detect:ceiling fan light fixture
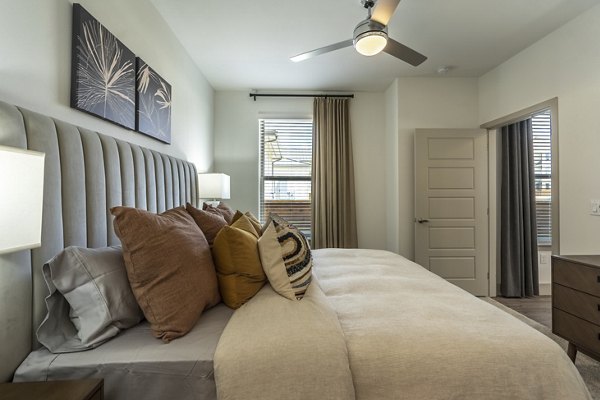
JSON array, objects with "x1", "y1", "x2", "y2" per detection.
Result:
[
  {"x1": 354, "y1": 31, "x2": 388, "y2": 56},
  {"x1": 289, "y1": 2, "x2": 427, "y2": 66},
  {"x1": 353, "y1": 19, "x2": 388, "y2": 57}
]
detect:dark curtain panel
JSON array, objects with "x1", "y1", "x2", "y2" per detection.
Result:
[
  {"x1": 501, "y1": 119, "x2": 539, "y2": 297},
  {"x1": 311, "y1": 97, "x2": 358, "y2": 249}
]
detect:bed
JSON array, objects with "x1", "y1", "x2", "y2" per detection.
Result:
[{"x1": 0, "y1": 100, "x2": 591, "y2": 400}]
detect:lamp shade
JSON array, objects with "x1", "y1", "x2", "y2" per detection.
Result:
[
  {"x1": 198, "y1": 173, "x2": 230, "y2": 200},
  {"x1": 0, "y1": 146, "x2": 45, "y2": 255}
]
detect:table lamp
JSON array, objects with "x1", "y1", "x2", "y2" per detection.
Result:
[
  {"x1": 198, "y1": 173, "x2": 230, "y2": 207},
  {"x1": 0, "y1": 145, "x2": 45, "y2": 254}
]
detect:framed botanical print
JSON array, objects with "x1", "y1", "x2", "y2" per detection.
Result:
[
  {"x1": 135, "y1": 58, "x2": 172, "y2": 143},
  {"x1": 71, "y1": 4, "x2": 136, "y2": 129}
]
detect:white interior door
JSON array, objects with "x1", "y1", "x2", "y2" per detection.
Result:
[{"x1": 415, "y1": 129, "x2": 489, "y2": 296}]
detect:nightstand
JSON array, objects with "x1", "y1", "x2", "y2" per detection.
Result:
[
  {"x1": 552, "y1": 254, "x2": 600, "y2": 363},
  {"x1": 0, "y1": 379, "x2": 103, "y2": 400}
]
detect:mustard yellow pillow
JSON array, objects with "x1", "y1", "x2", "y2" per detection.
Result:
[
  {"x1": 231, "y1": 210, "x2": 262, "y2": 236},
  {"x1": 212, "y1": 215, "x2": 266, "y2": 309}
]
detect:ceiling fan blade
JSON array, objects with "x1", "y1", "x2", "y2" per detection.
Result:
[
  {"x1": 383, "y1": 38, "x2": 427, "y2": 66},
  {"x1": 371, "y1": 0, "x2": 401, "y2": 26},
  {"x1": 290, "y1": 40, "x2": 353, "y2": 62}
]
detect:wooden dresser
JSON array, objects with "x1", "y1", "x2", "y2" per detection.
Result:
[
  {"x1": 0, "y1": 379, "x2": 103, "y2": 400},
  {"x1": 552, "y1": 255, "x2": 600, "y2": 362}
]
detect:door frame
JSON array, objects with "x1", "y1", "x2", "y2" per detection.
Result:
[{"x1": 481, "y1": 97, "x2": 560, "y2": 296}]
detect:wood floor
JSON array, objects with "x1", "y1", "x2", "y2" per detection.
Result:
[{"x1": 493, "y1": 295, "x2": 552, "y2": 328}]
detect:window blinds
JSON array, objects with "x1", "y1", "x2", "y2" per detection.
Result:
[
  {"x1": 259, "y1": 119, "x2": 312, "y2": 239},
  {"x1": 532, "y1": 110, "x2": 552, "y2": 246}
]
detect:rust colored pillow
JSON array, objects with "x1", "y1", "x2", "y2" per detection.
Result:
[
  {"x1": 186, "y1": 203, "x2": 228, "y2": 246},
  {"x1": 203, "y1": 201, "x2": 235, "y2": 224},
  {"x1": 231, "y1": 210, "x2": 262, "y2": 236},
  {"x1": 211, "y1": 215, "x2": 266, "y2": 309},
  {"x1": 111, "y1": 206, "x2": 220, "y2": 342}
]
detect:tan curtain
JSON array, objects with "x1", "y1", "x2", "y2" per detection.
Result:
[{"x1": 311, "y1": 97, "x2": 358, "y2": 249}]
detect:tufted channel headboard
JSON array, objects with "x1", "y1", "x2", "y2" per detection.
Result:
[{"x1": 0, "y1": 101, "x2": 199, "y2": 381}]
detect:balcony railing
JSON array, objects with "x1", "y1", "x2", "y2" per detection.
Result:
[{"x1": 263, "y1": 199, "x2": 311, "y2": 240}]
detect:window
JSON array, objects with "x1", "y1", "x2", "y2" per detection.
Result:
[
  {"x1": 259, "y1": 118, "x2": 312, "y2": 240},
  {"x1": 532, "y1": 110, "x2": 552, "y2": 246}
]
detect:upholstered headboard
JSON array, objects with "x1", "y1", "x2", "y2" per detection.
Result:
[{"x1": 0, "y1": 101, "x2": 199, "y2": 381}]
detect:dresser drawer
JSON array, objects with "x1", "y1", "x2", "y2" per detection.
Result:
[
  {"x1": 90, "y1": 386, "x2": 103, "y2": 400},
  {"x1": 553, "y1": 308, "x2": 600, "y2": 358},
  {"x1": 0, "y1": 379, "x2": 103, "y2": 400},
  {"x1": 553, "y1": 258, "x2": 600, "y2": 297},
  {"x1": 553, "y1": 284, "x2": 600, "y2": 326}
]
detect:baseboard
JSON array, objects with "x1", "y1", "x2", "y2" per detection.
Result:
[
  {"x1": 495, "y1": 283, "x2": 552, "y2": 296},
  {"x1": 539, "y1": 283, "x2": 551, "y2": 296}
]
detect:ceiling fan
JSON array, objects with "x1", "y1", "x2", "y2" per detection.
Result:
[{"x1": 290, "y1": 0, "x2": 427, "y2": 66}]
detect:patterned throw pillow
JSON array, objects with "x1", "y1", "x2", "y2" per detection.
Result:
[{"x1": 257, "y1": 214, "x2": 313, "y2": 300}]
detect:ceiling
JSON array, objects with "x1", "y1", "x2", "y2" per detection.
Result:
[{"x1": 151, "y1": 0, "x2": 598, "y2": 91}]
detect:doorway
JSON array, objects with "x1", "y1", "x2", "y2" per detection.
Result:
[{"x1": 482, "y1": 98, "x2": 559, "y2": 296}]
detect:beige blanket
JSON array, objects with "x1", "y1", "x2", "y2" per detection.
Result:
[
  {"x1": 215, "y1": 249, "x2": 591, "y2": 400},
  {"x1": 213, "y1": 281, "x2": 355, "y2": 400}
]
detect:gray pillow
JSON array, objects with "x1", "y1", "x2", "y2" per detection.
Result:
[{"x1": 37, "y1": 246, "x2": 143, "y2": 353}]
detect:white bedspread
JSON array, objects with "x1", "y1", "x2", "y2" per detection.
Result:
[{"x1": 215, "y1": 249, "x2": 591, "y2": 400}]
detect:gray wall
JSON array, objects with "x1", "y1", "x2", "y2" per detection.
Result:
[{"x1": 0, "y1": 0, "x2": 215, "y2": 170}]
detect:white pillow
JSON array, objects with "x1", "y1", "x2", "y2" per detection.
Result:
[
  {"x1": 37, "y1": 246, "x2": 143, "y2": 353},
  {"x1": 258, "y1": 214, "x2": 313, "y2": 300}
]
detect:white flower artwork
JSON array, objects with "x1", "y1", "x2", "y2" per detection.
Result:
[
  {"x1": 70, "y1": 4, "x2": 135, "y2": 129},
  {"x1": 135, "y1": 58, "x2": 172, "y2": 143}
]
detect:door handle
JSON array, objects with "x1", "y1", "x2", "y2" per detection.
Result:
[{"x1": 417, "y1": 219, "x2": 429, "y2": 224}]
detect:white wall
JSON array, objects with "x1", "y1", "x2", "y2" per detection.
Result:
[
  {"x1": 385, "y1": 79, "x2": 400, "y2": 254},
  {"x1": 479, "y1": 3, "x2": 600, "y2": 257},
  {"x1": 0, "y1": 0, "x2": 214, "y2": 170},
  {"x1": 214, "y1": 91, "x2": 387, "y2": 250},
  {"x1": 214, "y1": 81, "x2": 480, "y2": 257},
  {"x1": 213, "y1": 93, "x2": 312, "y2": 215},
  {"x1": 351, "y1": 92, "x2": 387, "y2": 250},
  {"x1": 391, "y1": 78, "x2": 480, "y2": 259},
  {"x1": 538, "y1": 250, "x2": 553, "y2": 294}
]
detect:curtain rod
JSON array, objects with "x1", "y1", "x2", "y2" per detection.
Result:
[{"x1": 249, "y1": 93, "x2": 354, "y2": 101}]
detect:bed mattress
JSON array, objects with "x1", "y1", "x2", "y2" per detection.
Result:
[
  {"x1": 14, "y1": 249, "x2": 592, "y2": 400},
  {"x1": 13, "y1": 303, "x2": 233, "y2": 400},
  {"x1": 215, "y1": 249, "x2": 591, "y2": 400}
]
